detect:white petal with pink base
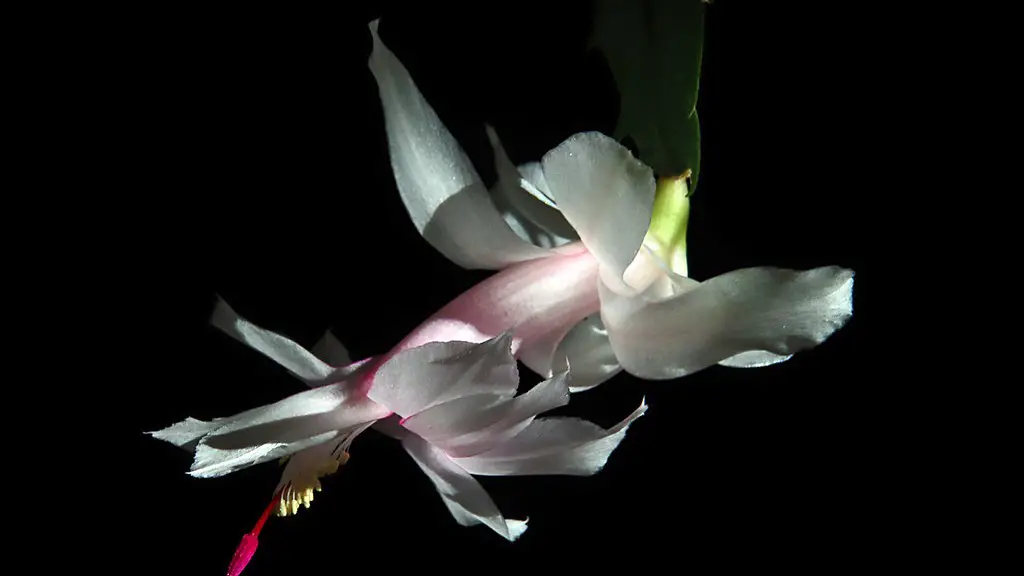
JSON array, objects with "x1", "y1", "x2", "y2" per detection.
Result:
[{"x1": 368, "y1": 18, "x2": 855, "y2": 386}]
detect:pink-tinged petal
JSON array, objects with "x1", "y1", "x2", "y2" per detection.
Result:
[
  {"x1": 210, "y1": 297, "x2": 370, "y2": 387},
  {"x1": 149, "y1": 380, "x2": 391, "y2": 478},
  {"x1": 486, "y1": 125, "x2": 578, "y2": 249},
  {"x1": 451, "y1": 398, "x2": 647, "y2": 476},
  {"x1": 540, "y1": 132, "x2": 655, "y2": 294},
  {"x1": 396, "y1": 248, "x2": 601, "y2": 356},
  {"x1": 368, "y1": 334, "x2": 519, "y2": 418},
  {"x1": 407, "y1": 371, "x2": 571, "y2": 458},
  {"x1": 367, "y1": 20, "x2": 547, "y2": 270},
  {"x1": 402, "y1": 433, "x2": 528, "y2": 541},
  {"x1": 599, "y1": 266, "x2": 855, "y2": 379},
  {"x1": 518, "y1": 315, "x2": 622, "y2": 393}
]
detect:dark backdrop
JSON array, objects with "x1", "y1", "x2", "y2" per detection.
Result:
[{"x1": 116, "y1": 2, "x2": 878, "y2": 573}]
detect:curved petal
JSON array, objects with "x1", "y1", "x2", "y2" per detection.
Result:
[
  {"x1": 540, "y1": 132, "x2": 655, "y2": 293},
  {"x1": 402, "y1": 434, "x2": 528, "y2": 542},
  {"x1": 149, "y1": 381, "x2": 391, "y2": 478},
  {"x1": 486, "y1": 125, "x2": 578, "y2": 249},
  {"x1": 556, "y1": 317, "x2": 623, "y2": 393},
  {"x1": 451, "y1": 398, "x2": 647, "y2": 476},
  {"x1": 600, "y1": 266, "x2": 855, "y2": 379},
  {"x1": 368, "y1": 334, "x2": 519, "y2": 417},
  {"x1": 518, "y1": 315, "x2": 622, "y2": 393},
  {"x1": 210, "y1": 297, "x2": 371, "y2": 387},
  {"x1": 405, "y1": 371, "x2": 571, "y2": 458},
  {"x1": 399, "y1": 393, "x2": 508, "y2": 439},
  {"x1": 368, "y1": 21, "x2": 547, "y2": 270}
]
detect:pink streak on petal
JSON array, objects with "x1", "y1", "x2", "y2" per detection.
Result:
[{"x1": 227, "y1": 533, "x2": 259, "y2": 576}]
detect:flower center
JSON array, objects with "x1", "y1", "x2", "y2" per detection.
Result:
[
  {"x1": 226, "y1": 425, "x2": 373, "y2": 575},
  {"x1": 274, "y1": 423, "x2": 370, "y2": 517},
  {"x1": 277, "y1": 444, "x2": 350, "y2": 516}
]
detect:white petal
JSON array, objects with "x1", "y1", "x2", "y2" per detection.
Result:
[
  {"x1": 150, "y1": 381, "x2": 391, "y2": 478},
  {"x1": 399, "y1": 393, "x2": 508, "y2": 440},
  {"x1": 622, "y1": 242, "x2": 676, "y2": 295},
  {"x1": 367, "y1": 21, "x2": 547, "y2": 270},
  {"x1": 148, "y1": 416, "x2": 220, "y2": 452},
  {"x1": 540, "y1": 132, "x2": 655, "y2": 293},
  {"x1": 210, "y1": 297, "x2": 369, "y2": 387},
  {"x1": 402, "y1": 433, "x2": 528, "y2": 541},
  {"x1": 405, "y1": 371, "x2": 571, "y2": 458},
  {"x1": 518, "y1": 315, "x2": 623, "y2": 393},
  {"x1": 556, "y1": 318, "x2": 623, "y2": 393},
  {"x1": 368, "y1": 334, "x2": 519, "y2": 418},
  {"x1": 718, "y1": 350, "x2": 793, "y2": 368},
  {"x1": 599, "y1": 266, "x2": 855, "y2": 379},
  {"x1": 486, "y1": 125, "x2": 578, "y2": 249},
  {"x1": 451, "y1": 398, "x2": 647, "y2": 476}
]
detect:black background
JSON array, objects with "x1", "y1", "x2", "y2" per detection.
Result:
[{"x1": 110, "y1": 2, "x2": 882, "y2": 573}]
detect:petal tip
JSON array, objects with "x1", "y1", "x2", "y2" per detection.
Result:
[
  {"x1": 484, "y1": 124, "x2": 500, "y2": 147},
  {"x1": 148, "y1": 417, "x2": 217, "y2": 449},
  {"x1": 823, "y1": 266, "x2": 856, "y2": 319},
  {"x1": 507, "y1": 517, "x2": 529, "y2": 541}
]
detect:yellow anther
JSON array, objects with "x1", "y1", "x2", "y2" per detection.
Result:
[{"x1": 275, "y1": 449, "x2": 353, "y2": 517}]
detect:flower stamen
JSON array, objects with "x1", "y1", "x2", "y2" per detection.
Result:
[{"x1": 274, "y1": 424, "x2": 368, "y2": 517}]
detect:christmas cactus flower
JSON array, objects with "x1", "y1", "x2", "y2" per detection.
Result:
[
  {"x1": 368, "y1": 19, "x2": 855, "y2": 392},
  {"x1": 150, "y1": 293, "x2": 645, "y2": 575}
]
